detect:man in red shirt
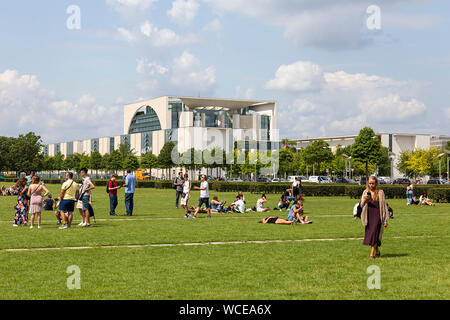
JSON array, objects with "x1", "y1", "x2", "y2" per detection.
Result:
[{"x1": 108, "y1": 174, "x2": 121, "y2": 216}]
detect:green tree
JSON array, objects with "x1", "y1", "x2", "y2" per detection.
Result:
[
  {"x1": 140, "y1": 152, "x2": 158, "y2": 176},
  {"x1": 302, "y1": 140, "x2": 334, "y2": 176},
  {"x1": 351, "y1": 127, "x2": 382, "y2": 178},
  {"x1": 123, "y1": 154, "x2": 140, "y2": 172},
  {"x1": 397, "y1": 150, "x2": 414, "y2": 178},
  {"x1": 0, "y1": 136, "x2": 16, "y2": 171},
  {"x1": 52, "y1": 152, "x2": 65, "y2": 175},
  {"x1": 106, "y1": 150, "x2": 123, "y2": 173},
  {"x1": 64, "y1": 153, "x2": 82, "y2": 172},
  {"x1": 90, "y1": 151, "x2": 103, "y2": 175},
  {"x1": 278, "y1": 148, "x2": 294, "y2": 178},
  {"x1": 8, "y1": 132, "x2": 43, "y2": 174},
  {"x1": 157, "y1": 142, "x2": 175, "y2": 178}
]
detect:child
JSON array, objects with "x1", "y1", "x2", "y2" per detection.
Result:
[
  {"x1": 54, "y1": 199, "x2": 62, "y2": 226},
  {"x1": 43, "y1": 194, "x2": 54, "y2": 211}
]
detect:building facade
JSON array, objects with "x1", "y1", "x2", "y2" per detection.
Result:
[
  {"x1": 292, "y1": 133, "x2": 448, "y2": 179},
  {"x1": 44, "y1": 96, "x2": 279, "y2": 158}
]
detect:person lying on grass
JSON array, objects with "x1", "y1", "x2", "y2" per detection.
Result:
[{"x1": 258, "y1": 216, "x2": 295, "y2": 225}]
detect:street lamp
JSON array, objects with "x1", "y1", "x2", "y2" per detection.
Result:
[
  {"x1": 437, "y1": 153, "x2": 445, "y2": 182},
  {"x1": 343, "y1": 154, "x2": 352, "y2": 179},
  {"x1": 388, "y1": 152, "x2": 396, "y2": 181}
]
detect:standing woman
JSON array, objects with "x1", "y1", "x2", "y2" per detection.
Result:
[
  {"x1": 360, "y1": 176, "x2": 389, "y2": 259},
  {"x1": 12, "y1": 177, "x2": 29, "y2": 227},
  {"x1": 27, "y1": 176, "x2": 50, "y2": 229}
]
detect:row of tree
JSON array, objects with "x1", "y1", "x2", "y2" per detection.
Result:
[
  {"x1": 2, "y1": 128, "x2": 446, "y2": 179},
  {"x1": 397, "y1": 146, "x2": 449, "y2": 178}
]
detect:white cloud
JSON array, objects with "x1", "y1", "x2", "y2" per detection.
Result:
[
  {"x1": 234, "y1": 86, "x2": 254, "y2": 99},
  {"x1": 265, "y1": 61, "x2": 325, "y2": 92},
  {"x1": 167, "y1": 0, "x2": 200, "y2": 26},
  {"x1": 136, "y1": 58, "x2": 168, "y2": 75},
  {"x1": 136, "y1": 51, "x2": 216, "y2": 96},
  {"x1": 0, "y1": 69, "x2": 122, "y2": 143},
  {"x1": 203, "y1": 18, "x2": 222, "y2": 32},
  {"x1": 266, "y1": 60, "x2": 432, "y2": 138},
  {"x1": 116, "y1": 21, "x2": 199, "y2": 47},
  {"x1": 106, "y1": 0, "x2": 157, "y2": 19},
  {"x1": 204, "y1": 0, "x2": 423, "y2": 49}
]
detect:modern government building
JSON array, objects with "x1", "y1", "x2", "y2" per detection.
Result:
[
  {"x1": 43, "y1": 95, "x2": 449, "y2": 179},
  {"x1": 44, "y1": 95, "x2": 279, "y2": 158}
]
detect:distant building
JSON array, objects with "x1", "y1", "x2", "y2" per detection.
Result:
[
  {"x1": 44, "y1": 95, "x2": 279, "y2": 158},
  {"x1": 291, "y1": 133, "x2": 448, "y2": 179}
]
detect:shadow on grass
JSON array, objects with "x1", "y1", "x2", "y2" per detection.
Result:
[{"x1": 381, "y1": 253, "x2": 409, "y2": 258}]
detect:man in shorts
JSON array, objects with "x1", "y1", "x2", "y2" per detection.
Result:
[
  {"x1": 193, "y1": 175, "x2": 211, "y2": 218},
  {"x1": 78, "y1": 168, "x2": 95, "y2": 227},
  {"x1": 181, "y1": 173, "x2": 191, "y2": 218},
  {"x1": 58, "y1": 172, "x2": 80, "y2": 229}
]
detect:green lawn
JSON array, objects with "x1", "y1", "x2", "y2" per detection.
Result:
[{"x1": 0, "y1": 184, "x2": 448, "y2": 299}]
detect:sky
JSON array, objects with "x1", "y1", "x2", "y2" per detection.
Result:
[{"x1": 0, "y1": 0, "x2": 449, "y2": 144}]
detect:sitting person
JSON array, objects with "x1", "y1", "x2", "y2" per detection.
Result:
[
  {"x1": 277, "y1": 194, "x2": 290, "y2": 211},
  {"x1": 1, "y1": 184, "x2": 19, "y2": 196},
  {"x1": 236, "y1": 191, "x2": 245, "y2": 203},
  {"x1": 210, "y1": 196, "x2": 226, "y2": 213},
  {"x1": 258, "y1": 216, "x2": 294, "y2": 225},
  {"x1": 419, "y1": 194, "x2": 435, "y2": 206},
  {"x1": 256, "y1": 194, "x2": 270, "y2": 213},
  {"x1": 43, "y1": 194, "x2": 54, "y2": 211},
  {"x1": 386, "y1": 203, "x2": 394, "y2": 219},
  {"x1": 228, "y1": 196, "x2": 246, "y2": 213},
  {"x1": 287, "y1": 200, "x2": 311, "y2": 224},
  {"x1": 285, "y1": 189, "x2": 295, "y2": 201},
  {"x1": 187, "y1": 205, "x2": 209, "y2": 214}
]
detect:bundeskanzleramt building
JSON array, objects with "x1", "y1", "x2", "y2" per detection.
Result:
[{"x1": 44, "y1": 96, "x2": 279, "y2": 158}]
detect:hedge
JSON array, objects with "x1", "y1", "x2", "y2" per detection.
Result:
[{"x1": 1, "y1": 178, "x2": 449, "y2": 202}]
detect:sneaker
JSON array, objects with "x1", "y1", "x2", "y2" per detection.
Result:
[
  {"x1": 30, "y1": 225, "x2": 34, "y2": 229},
  {"x1": 12, "y1": 224, "x2": 18, "y2": 227},
  {"x1": 183, "y1": 214, "x2": 189, "y2": 219},
  {"x1": 191, "y1": 215, "x2": 197, "y2": 219},
  {"x1": 78, "y1": 222, "x2": 84, "y2": 226},
  {"x1": 38, "y1": 226, "x2": 42, "y2": 229},
  {"x1": 206, "y1": 216, "x2": 211, "y2": 219},
  {"x1": 84, "y1": 224, "x2": 93, "y2": 228},
  {"x1": 56, "y1": 221, "x2": 61, "y2": 226},
  {"x1": 59, "y1": 224, "x2": 68, "y2": 229}
]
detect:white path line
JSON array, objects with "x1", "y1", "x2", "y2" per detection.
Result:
[
  {"x1": 2, "y1": 235, "x2": 441, "y2": 253},
  {"x1": 0, "y1": 215, "x2": 361, "y2": 224}
]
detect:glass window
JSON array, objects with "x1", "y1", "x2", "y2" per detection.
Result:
[{"x1": 129, "y1": 106, "x2": 162, "y2": 134}]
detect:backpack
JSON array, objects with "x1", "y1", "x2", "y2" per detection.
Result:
[
  {"x1": 353, "y1": 202, "x2": 362, "y2": 218},
  {"x1": 106, "y1": 180, "x2": 113, "y2": 194}
]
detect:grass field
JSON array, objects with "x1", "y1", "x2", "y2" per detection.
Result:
[{"x1": 0, "y1": 184, "x2": 448, "y2": 300}]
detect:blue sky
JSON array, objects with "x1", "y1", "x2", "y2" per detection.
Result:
[{"x1": 0, "y1": 0, "x2": 449, "y2": 143}]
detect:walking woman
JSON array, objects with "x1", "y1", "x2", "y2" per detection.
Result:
[
  {"x1": 12, "y1": 177, "x2": 29, "y2": 227},
  {"x1": 360, "y1": 176, "x2": 389, "y2": 259},
  {"x1": 27, "y1": 176, "x2": 50, "y2": 229}
]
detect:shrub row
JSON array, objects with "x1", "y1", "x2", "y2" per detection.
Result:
[{"x1": 1, "y1": 178, "x2": 449, "y2": 202}]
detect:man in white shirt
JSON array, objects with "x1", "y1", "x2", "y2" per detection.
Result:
[
  {"x1": 181, "y1": 173, "x2": 192, "y2": 218},
  {"x1": 233, "y1": 197, "x2": 246, "y2": 213},
  {"x1": 193, "y1": 175, "x2": 211, "y2": 218}
]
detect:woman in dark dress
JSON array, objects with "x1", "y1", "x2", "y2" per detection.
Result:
[
  {"x1": 360, "y1": 176, "x2": 389, "y2": 259},
  {"x1": 12, "y1": 177, "x2": 29, "y2": 227}
]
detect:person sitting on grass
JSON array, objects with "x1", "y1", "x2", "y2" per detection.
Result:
[
  {"x1": 287, "y1": 200, "x2": 312, "y2": 224},
  {"x1": 285, "y1": 189, "x2": 295, "y2": 201},
  {"x1": 43, "y1": 194, "x2": 54, "y2": 211},
  {"x1": 419, "y1": 194, "x2": 435, "y2": 206},
  {"x1": 228, "y1": 196, "x2": 245, "y2": 213},
  {"x1": 210, "y1": 196, "x2": 226, "y2": 213},
  {"x1": 258, "y1": 216, "x2": 295, "y2": 225},
  {"x1": 256, "y1": 194, "x2": 270, "y2": 213},
  {"x1": 277, "y1": 194, "x2": 290, "y2": 211}
]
